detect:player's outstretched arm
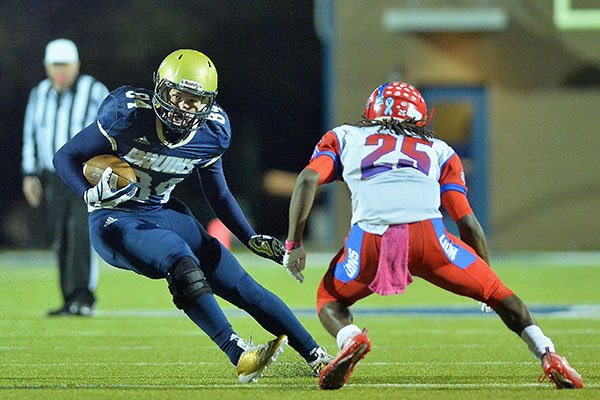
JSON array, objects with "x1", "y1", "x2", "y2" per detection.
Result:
[
  {"x1": 197, "y1": 158, "x2": 256, "y2": 238},
  {"x1": 283, "y1": 168, "x2": 321, "y2": 282},
  {"x1": 198, "y1": 160, "x2": 287, "y2": 264},
  {"x1": 286, "y1": 168, "x2": 320, "y2": 243}
]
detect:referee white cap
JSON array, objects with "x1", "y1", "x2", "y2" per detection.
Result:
[{"x1": 44, "y1": 39, "x2": 79, "y2": 64}]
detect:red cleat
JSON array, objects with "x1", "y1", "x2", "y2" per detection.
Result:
[
  {"x1": 539, "y1": 347, "x2": 584, "y2": 389},
  {"x1": 319, "y1": 330, "x2": 371, "y2": 390}
]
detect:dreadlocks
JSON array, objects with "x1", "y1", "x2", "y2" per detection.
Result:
[{"x1": 349, "y1": 117, "x2": 438, "y2": 141}]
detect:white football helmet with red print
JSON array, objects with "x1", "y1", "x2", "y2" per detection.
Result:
[{"x1": 363, "y1": 82, "x2": 429, "y2": 126}]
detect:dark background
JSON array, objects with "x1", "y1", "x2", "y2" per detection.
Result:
[{"x1": 0, "y1": 1, "x2": 323, "y2": 247}]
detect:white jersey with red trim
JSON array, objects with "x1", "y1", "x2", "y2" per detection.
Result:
[{"x1": 309, "y1": 124, "x2": 467, "y2": 234}]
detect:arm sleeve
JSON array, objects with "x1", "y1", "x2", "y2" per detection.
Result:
[
  {"x1": 22, "y1": 88, "x2": 38, "y2": 175},
  {"x1": 439, "y1": 153, "x2": 472, "y2": 221},
  {"x1": 305, "y1": 130, "x2": 342, "y2": 184},
  {"x1": 197, "y1": 158, "x2": 256, "y2": 243},
  {"x1": 52, "y1": 122, "x2": 115, "y2": 197}
]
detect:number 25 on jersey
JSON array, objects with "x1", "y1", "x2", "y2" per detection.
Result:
[{"x1": 360, "y1": 134, "x2": 432, "y2": 180}]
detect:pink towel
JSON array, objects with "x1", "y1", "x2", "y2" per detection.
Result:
[{"x1": 368, "y1": 224, "x2": 413, "y2": 296}]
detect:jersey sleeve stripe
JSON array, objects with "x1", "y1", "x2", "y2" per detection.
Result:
[
  {"x1": 313, "y1": 150, "x2": 341, "y2": 180},
  {"x1": 313, "y1": 150, "x2": 338, "y2": 162},
  {"x1": 440, "y1": 183, "x2": 467, "y2": 195},
  {"x1": 97, "y1": 120, "x2": 117, "y2": 151}
]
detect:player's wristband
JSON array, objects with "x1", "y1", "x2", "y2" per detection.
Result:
[{"x1": 285, "y1": 240, "x2": 302, "y2": 251}]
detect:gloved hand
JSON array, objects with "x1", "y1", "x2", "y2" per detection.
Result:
[
  {"x1": 84, "y1": 167, "x2": 138, "y2": 208},
  {"x1": 248, "y1": 234, "x2": 285, "y2": 264},
  {"x1": 282, "y1": 241, "x2": 305, "y2": 283},
  {"x1": 479, "y1": 301, "x2": 493, "y2": 313}
]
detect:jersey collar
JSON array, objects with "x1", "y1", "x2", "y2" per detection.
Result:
[{"x1": 155, "y1": 117, "x2": 197, "y2": 148}]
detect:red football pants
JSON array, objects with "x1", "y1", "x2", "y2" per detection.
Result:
[{"x1": 317, "y1": 219, "x2": 514, "y2": 313}]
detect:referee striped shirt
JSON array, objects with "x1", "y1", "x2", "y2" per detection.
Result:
[{"x1": 22, "y1": 74, "x2": 109, "y2": 175}]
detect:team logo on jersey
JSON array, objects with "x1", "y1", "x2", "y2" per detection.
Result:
[
  {"x1": 103, "y1": 216, "x2": 118, "y2": 228},
  {"x1": 124, "y1": 147, "x2": 202, "y2": 175}
]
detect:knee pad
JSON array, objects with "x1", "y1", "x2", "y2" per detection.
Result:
[{"x1": 166, "y1": 257, "x2": 212, "y2": 310}]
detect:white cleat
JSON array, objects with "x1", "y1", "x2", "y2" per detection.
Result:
[{"x1": 308, "y1": 346, "x2": 334, "y2": 377}]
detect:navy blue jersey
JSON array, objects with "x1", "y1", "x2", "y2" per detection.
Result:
[
  {"x1": 53, "y1": 85, "x2": 257, "y2": 242},
  {"x1": 97, "y1": 85, "x2": 231, "y2": 204}
]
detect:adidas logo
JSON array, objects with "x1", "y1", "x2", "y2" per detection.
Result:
[
  {"x1": 104, "y1": 216, "x2": 118, "y2": 228},
  {"x1": 134, "y1": 136, "x2": 150, "y2": 145}
]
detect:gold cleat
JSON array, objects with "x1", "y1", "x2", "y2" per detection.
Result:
[{"x1": 236, "y1": 335, "x2": 288, "y2": 383}]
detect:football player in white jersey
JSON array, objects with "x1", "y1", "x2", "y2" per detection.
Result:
[{"x1": 282, "y1": 82, "x2": 583, "y2": 390}]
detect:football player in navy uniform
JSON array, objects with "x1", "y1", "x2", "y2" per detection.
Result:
[{"x1": 53, "y1": 49, "x2": 331, "y2": 382}]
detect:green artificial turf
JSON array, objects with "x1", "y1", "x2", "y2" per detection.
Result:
[{"x1": 0, "y1": 250, "x2": 598, "y2": 399}]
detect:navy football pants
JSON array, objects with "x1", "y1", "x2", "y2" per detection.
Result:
[{"x1": 88, "y1": 199, "x2": 316, "y2": 359}]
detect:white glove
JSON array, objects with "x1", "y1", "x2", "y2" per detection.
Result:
[
  {"x1": 479, "y1": 301, "x2": 493, "y2": 313},
  {"x1": 282, "y1": 241, "x2": 306, "y2": 283},
  {"x1": 84, "y1": 167, "x2": 138, "y2": 208}
]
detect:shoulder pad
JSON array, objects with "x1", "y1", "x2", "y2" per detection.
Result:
[
  {"x1": 97, "y1": 86, "x2": 154, "y2": 138},
  {"x1": 204, "y1": 102, "x2": 232, "y2": 150}
]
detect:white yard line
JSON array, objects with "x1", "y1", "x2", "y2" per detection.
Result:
[
  {"x1": 3, "y1": 360, "x2": 600, "y2": 367},
  {"x1": 90, "y1": 304, "x2": 600, "y2": 319},
  {"x1": 3, "y1": 382, "x2": 599, "y2": 389}
]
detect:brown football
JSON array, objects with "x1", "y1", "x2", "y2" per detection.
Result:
[{"x1": 83, "y1": 155, "x2": 136, "y2": 189}]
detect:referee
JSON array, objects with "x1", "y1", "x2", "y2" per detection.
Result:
[{"x1": 22, "y1": 39, "x2": 109, "y2": 316}]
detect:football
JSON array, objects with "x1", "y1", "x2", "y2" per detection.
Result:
[{"x1": 83, "y1": 155, "x2": 136, "y2": 190}]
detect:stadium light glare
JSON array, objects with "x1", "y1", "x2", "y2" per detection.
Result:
[
  {"x1": 554, "y1": 0, "x2": 600, "y2": 30},
  {"x1": 382, "y1": 8, "x2": 508, "y2": 33}
]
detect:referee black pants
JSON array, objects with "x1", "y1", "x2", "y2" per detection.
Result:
[{"x1": 43, "y1": 172, "x2": 96, "y2": 306}]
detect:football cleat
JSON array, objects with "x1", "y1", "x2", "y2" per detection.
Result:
[
  {"x1": 47, "y1": 301, "x2": 95, "y2": 317},
  {"x1": 236, "y1": 335, "x2": 287, "y2": 383},
  {"x1": 319, "y1": 329, "x2": 371, "y2": 390},
  {"x1": 538, "y1": 347, "x2": 584, "y2": 389},
  {"x1": 307, "y1": 347, "x2": 333, "y2": 377}
]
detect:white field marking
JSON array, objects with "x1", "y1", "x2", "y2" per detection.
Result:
[
  {"x1": 52, "y1": 304, "x2": 600, "y2": 319},
  {"x1": 3, "y1": 360, "x2": 600, "y2": 367},
  {"x1": 4, "y1": 327, "x2": 600, "y2": 340},
  {"x1": 346, "y1": 383, "x2": 600, "y2": 388},
  {"x1": 0, "y1": 331, "x2": 207, "y2": 338},
  {"x1": 376, "y1": 344, "x2": 486, "y2": 349},
  {"x1": 3, "y1": 383, "x2": 600, "y2": 389},
  {"x1": 544, "y1": 328, "x2": 600, "y2": 334},
  {"x1": 4, "y1": 362, "x2": 220, "y2": 367},
  {"x1": 359, "y1": 361, "x2": 600, "y2": 366},
  {"x1": 0, "y1": 345, "x2": 216, "y2": 351}
]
